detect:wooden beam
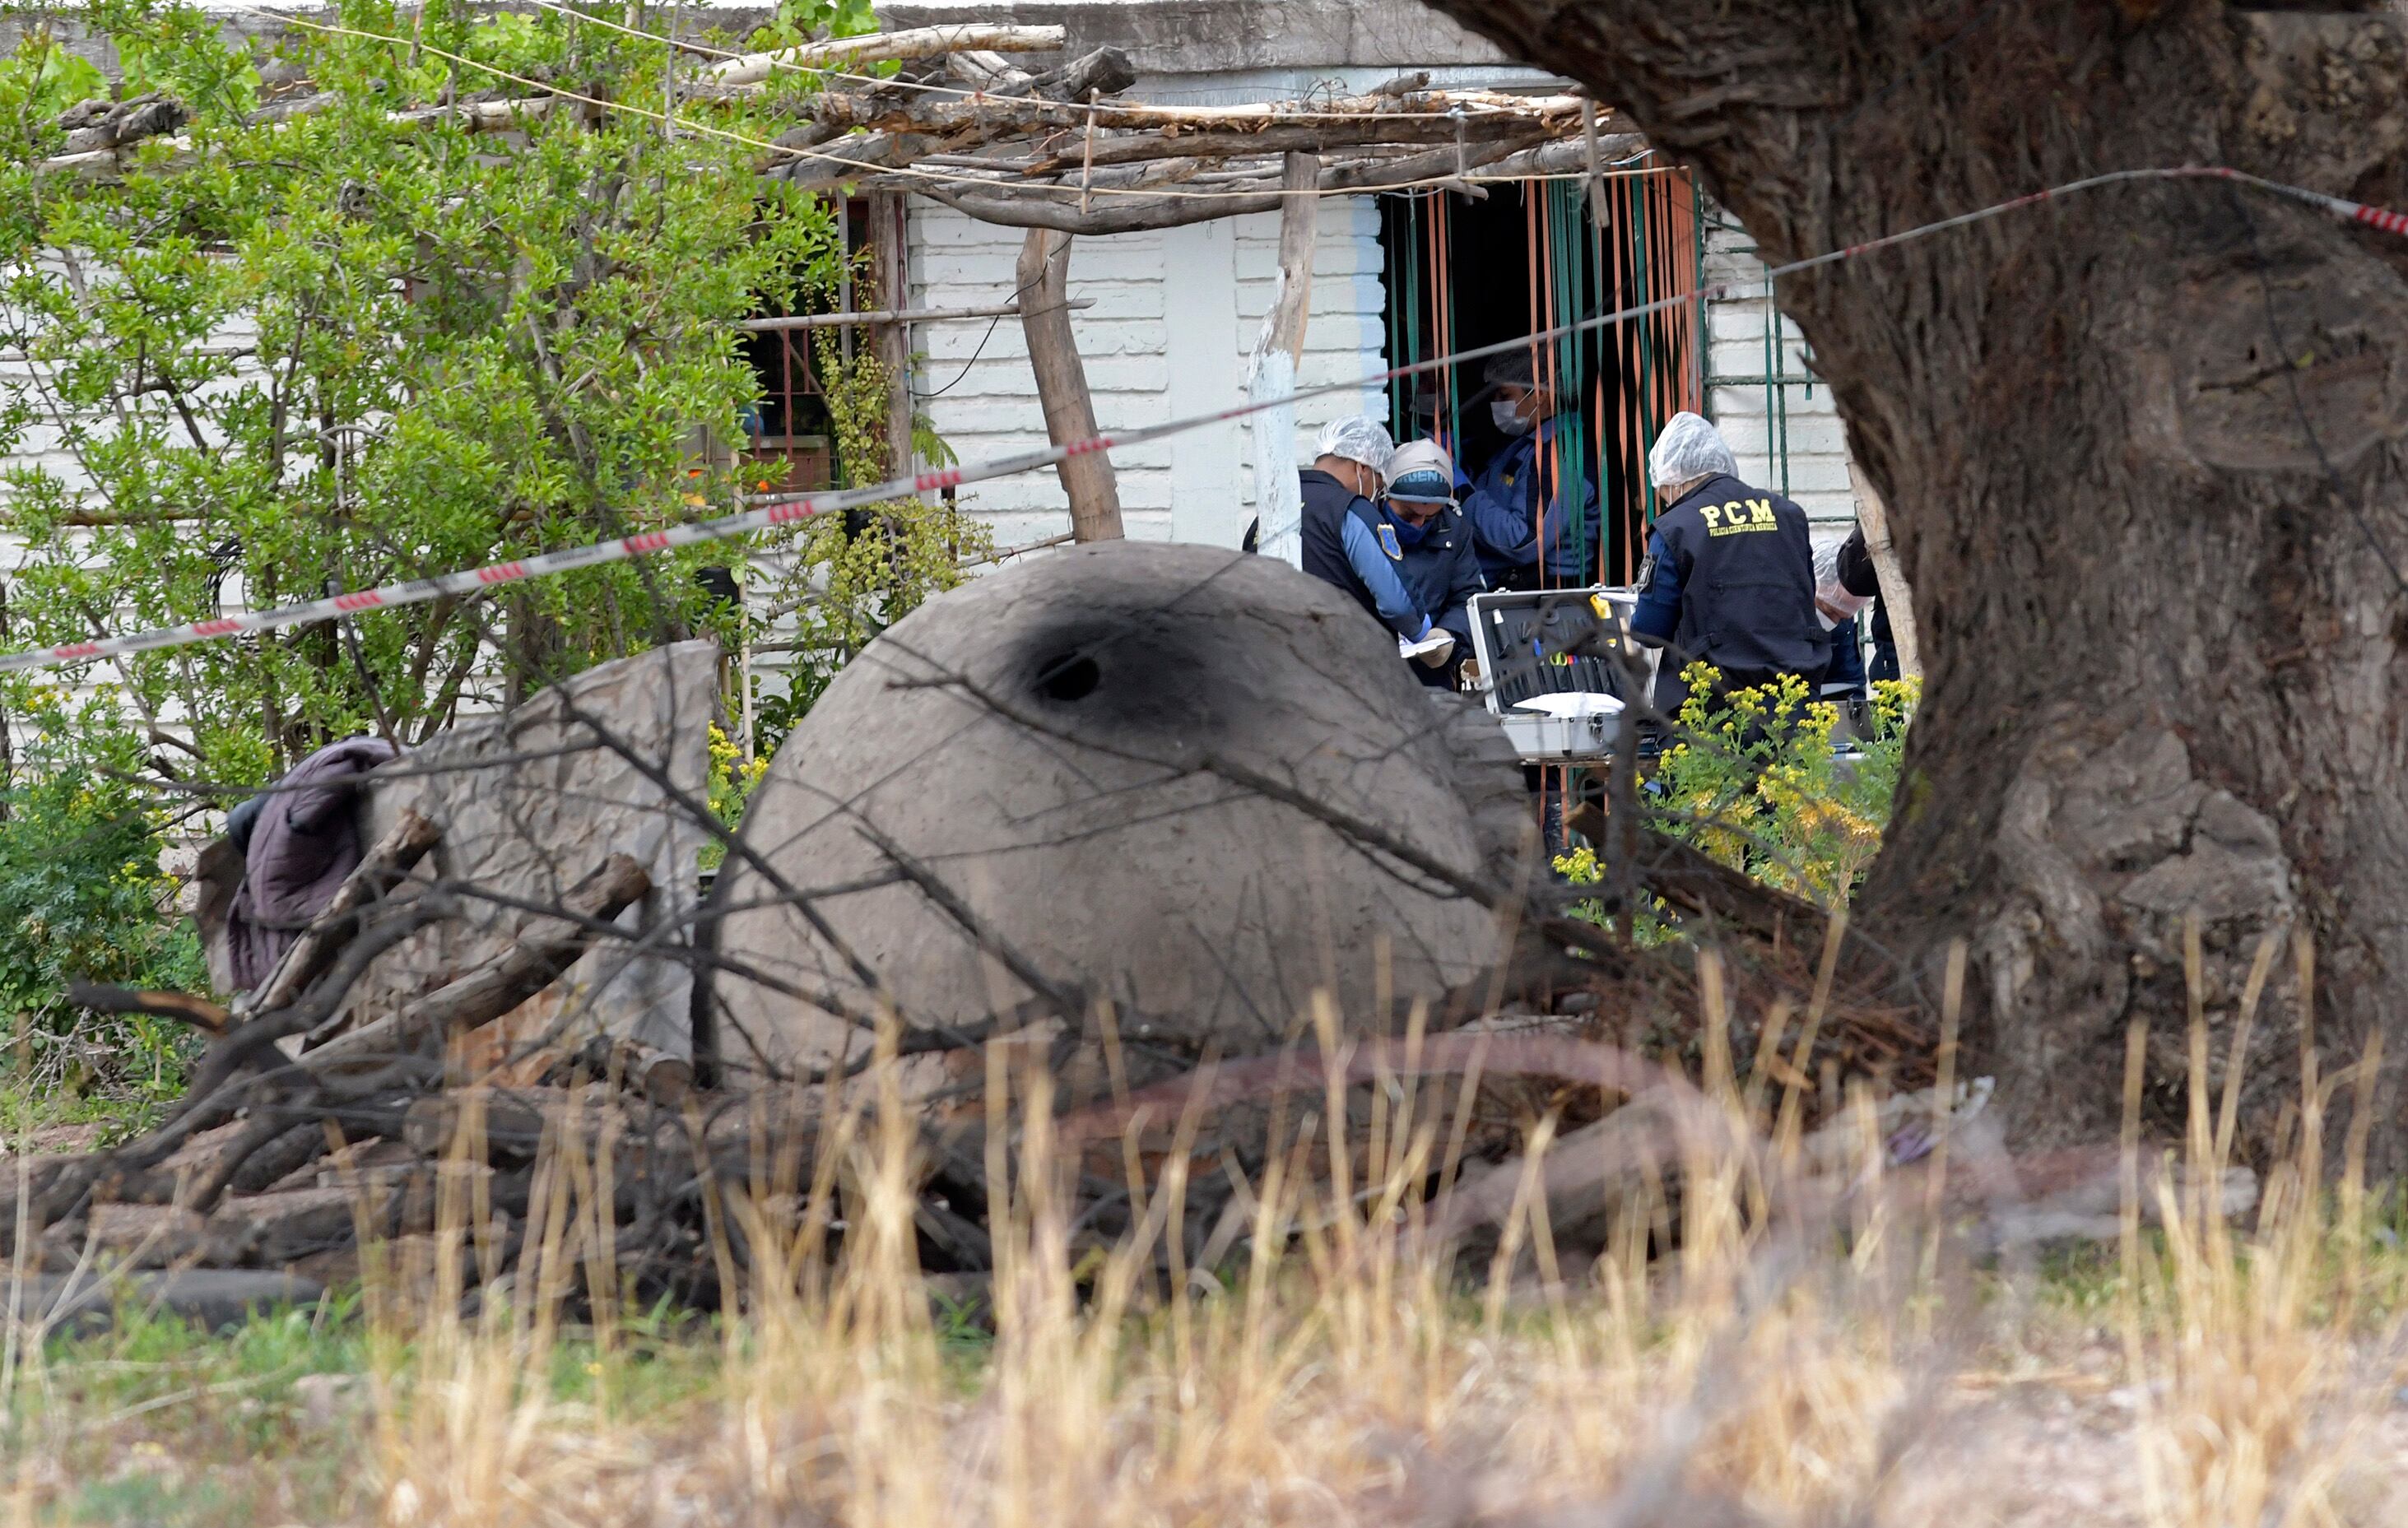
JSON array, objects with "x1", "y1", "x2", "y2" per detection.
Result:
[
  {"x1": 704, "y1": 24, "x2": 1067, "y2": 89},
  {"x1": 1248, "y1": 153, "x2": 1319, "y2": 569},
  {"x1": 869, "y1": 192, "x2": 916, "y2": 478},
  {"x1": 734, "y1": 299, "x2": 1095, "y2": 330},
  {"x1": 1848, "y1": 461, "x2": 1922, "y2": 680},
  {"x1": 1016, "y1": 230, "x2": 1122, "y2": 541},
  {"x1": 926, "y1": 183, "x2": 1281, "y2": 235},
  {"x1": 787, "y1": 87, "x2": 1588, "y2": 136},
  {"x1": 777, "y1": 104, "x2": 1595, "y2": 189},
  {"x1": 911, "y1": 137, "x2": 1639, "y2": 237},
  {"x1": 1267, "y1": 151, "x2": 1318, "y2": 369}
]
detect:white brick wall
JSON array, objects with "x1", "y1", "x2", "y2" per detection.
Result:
[
  {"x1": 911, "y1": 196, "x2": 1862, "y2": 556},
  {"x1": 906, "y1": 195, "x2": 1388, "y2": 550},
  {"x1": 1700, "y1": 217, "x2": 1857, "y2": 535},
  {"x1": 2, "y1": 193, "x2": 1866, "y2": 705}
]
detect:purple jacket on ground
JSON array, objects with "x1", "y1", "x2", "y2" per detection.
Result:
[{"x1": 225, "y1": 736, "x2": 399, "y2": 992}]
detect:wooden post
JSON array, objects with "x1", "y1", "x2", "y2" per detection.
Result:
[
  {"x1": 1848, "y1": 459, "x2": 1922, "y2": 680},
  {"x1": 1266, "y1": 151, "x2": 1318, "y2": 365},
  {"x1": 1016, "y1": 227, "x2": 1123, "y2": 541},
  {"x1": 869, "y1": 193, "x2": 915, "y2": 478},
  {"x1": 1248, "y1": 151, "x2": 1319, "y2": 565}
]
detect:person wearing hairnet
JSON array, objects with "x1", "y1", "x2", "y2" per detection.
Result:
[
  {"x1": 1812, "y1": 533, "x2": 1874, "y2": 704},
  {"x1": 1629, "y1": 411, "x2": 1825, "y2": 713},
  {"x1": 1295, "y1": 416, "x2": 1444, "y2": 652},
  {"x1": 1457, "y1": 351, "x2": 1601, "y2": 588},
  {"x1": 1380, "y1": 439, "x2": 1485, "y2": 688},
  {"x1": 1834, "y1": 521, "x2": 1902, "y2": 685}
]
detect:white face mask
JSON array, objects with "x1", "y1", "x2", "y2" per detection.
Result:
[{"x1": 1491, "y1": 398, "x2": 1535, "y2": 437}]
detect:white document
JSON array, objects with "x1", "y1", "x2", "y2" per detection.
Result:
[
  {"x1": 1513, "y1": 691, "x2": 1625, "y2": 719},
  {"x1": 1397, "y1": 630, "x2": 1453, "y2": 659}
]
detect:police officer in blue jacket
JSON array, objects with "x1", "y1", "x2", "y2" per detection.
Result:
[
  {"x1": 1458, "y1": 352, "x2": 1602, "y2": 588},
  {"x1": 1297, "y1": 417, "x2": 1446, "y2": 653},
  {"x1": 1380, "y1": 439, "x2": 1485, "y2": 689},
  {"x1": 1629, "y1": 412, "x2": 1825, "y2": 713}
]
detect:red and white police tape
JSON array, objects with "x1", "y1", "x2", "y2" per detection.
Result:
[{"x1": 2, "y1": 165, "x2": 2396, "y2": 675}]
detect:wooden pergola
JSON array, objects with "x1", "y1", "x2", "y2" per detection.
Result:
[
  {"x1": 31, "y1": 21, "x2": 1643, "y2": 546},
  {"x1": 757, "y1": 36, "x2": 1637, "y2": 547}
]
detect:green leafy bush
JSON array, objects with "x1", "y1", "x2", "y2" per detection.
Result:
[
  {"x1": 1556, "y1": 667, "x2": 1921, "y2": 929},
  {"x1": 0, "y1": 688, "x2": 205, "y2": 1121},
  {"x1": 702, "y1": 721, "x2": 769, "y2": 870},
  {"x1": 1648, "y1": 664, "x2": 1918, "y2": 906},
  {"x1": 0, "y1": 0, "x2": 876, "y2": 783}
]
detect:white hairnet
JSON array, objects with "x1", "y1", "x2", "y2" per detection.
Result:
[
  {"x1": 1314, "y1": 416, "x2": 1396, "y2": 472},
  {"x1": 1812, "y1": 536, "x2": 1871, "y2": 632},
  {"x1": 1647, "y1": 411, "x2": 1737, "y2": 489}
]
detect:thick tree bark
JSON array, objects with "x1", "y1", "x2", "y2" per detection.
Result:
[
  {"x1": 1421, "y1": 0, "x2": 2408, "y2": 1167},
  {"x1": 1016, "y1": 228, "x2": 1124, "y2": 541}
]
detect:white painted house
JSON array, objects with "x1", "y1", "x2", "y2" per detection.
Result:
[
  {"x1": 2, "y1": 0, "x2": 1863, "y2": 671},
  {"x1": 877, "y1": 0, "x2": 1860, "y2": 556}
]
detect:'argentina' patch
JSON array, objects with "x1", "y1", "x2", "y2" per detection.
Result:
[{"x1": 1376, "y1": 523, "x2": 1404, "y2": 560}]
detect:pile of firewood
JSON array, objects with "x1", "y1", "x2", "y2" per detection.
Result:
[
  {"x1": 4, "y1": 796, "x2": 705, "y2": 1280},
  {"x1": 0, "y1": 764, "x2": 1945, "y2": 1328}
]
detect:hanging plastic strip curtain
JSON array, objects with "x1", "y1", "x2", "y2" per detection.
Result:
[
  {"x1": 1531, "y1": 169, "x2": 1703, "y2": 589},
  {"x1": 1601, "y1": 167, "x2": 1704, "y2": 582},
  {"x1": 1382, "y1": 169, "x2": 1700, "y2": 586}
]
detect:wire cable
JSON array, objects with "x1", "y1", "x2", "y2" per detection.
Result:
[
  {"x1": 2226, "y1": 185, "x2": 2408, "y2": 596},
  {"x1": 6, "y1": 165, "x2": 2401, "y2": 672},
  {"x1": 233, "y1": 4, "x2": 1587, "y2": 205}
]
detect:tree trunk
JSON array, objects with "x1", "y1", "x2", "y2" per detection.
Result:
[
  {"x1": 1419, "y1": 0, "x2": 2408, "y2": 1168},
  {"x1": 1250, "y1": 151, "x2": 1321, "y2": 567},
  {"x1": 1016, "y1": 228, "x2": 1123, "y2": 541}
]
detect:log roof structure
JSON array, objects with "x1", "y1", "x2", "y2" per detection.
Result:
[
  {"x1": 21, "y1": 13, "x2": 1655, "y2": 543},
  {"x1": 27, "y1": 19, "x2": 1647, "y2": 236}
]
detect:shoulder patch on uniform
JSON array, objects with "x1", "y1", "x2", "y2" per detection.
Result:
[
  {"x1": 1638, "y1": 553, "x2": 1658, "y2": 591},
  {"x1": 1376, "y1": 523, "x2": 1403, "y2": 560}
]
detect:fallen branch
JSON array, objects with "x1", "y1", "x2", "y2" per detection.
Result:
[
  {"x1": 246, "y1": 806, "x2": 442, "y2": 1015},
  {"x1": 66, "y1": 983, "x2": 233, "y2": 1037},
  {"x1": 303, "y1": 852, "x2": 653, "y2": 1064}
]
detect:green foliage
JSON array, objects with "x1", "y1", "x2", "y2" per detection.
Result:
[
  {"x1": 0, "y1": 0, "x2": 968, "y2": 788},
  {"x1": 0, "y1": 686, "x2": 204, "y2": 1117},
  {"x1": 1555, "y1": 668, "x2": 1920, "y2": 933},
  {"x1": 1647, "y1": 664, "x2": 1918, "y2": 907},
  {"x1": 0, "y1": 29, "x2": 105, "y2": 140},
  {"x1": 747, "y1": 0, "x2": 882, "y2": 58},
  {"x1": 748, "y1": 336, "x2": 992, "y2": 752},
  {"x1": 101, "y1": 0, "x2": 260, "y2": 120},
  {"x1": 702, "y1": 719, "x2": 768, "y2": 868}
]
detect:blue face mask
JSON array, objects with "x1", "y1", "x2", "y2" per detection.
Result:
[{"x1": 1382, "y1": 505, "x2": 1431, "y2": 546}]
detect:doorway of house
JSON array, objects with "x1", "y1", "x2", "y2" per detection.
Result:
[{"x1": 1379, "y1": 171, "x2": 1705, "y2": 590}]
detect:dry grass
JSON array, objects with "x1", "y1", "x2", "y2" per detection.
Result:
[{"x1": 10, "y1": 966, "x2": 2408, "y2": 1528}]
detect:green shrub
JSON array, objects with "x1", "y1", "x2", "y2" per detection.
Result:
[
  {"x1": 1648, "y1": 664, "x2": 1918, "y2": 907},
  {"x1": 1556, "y1": 667, "x2": 1921, "y2": 930},
  {"x1": 0, "y1": 687, "x2": 204, "y2": 1123}
]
